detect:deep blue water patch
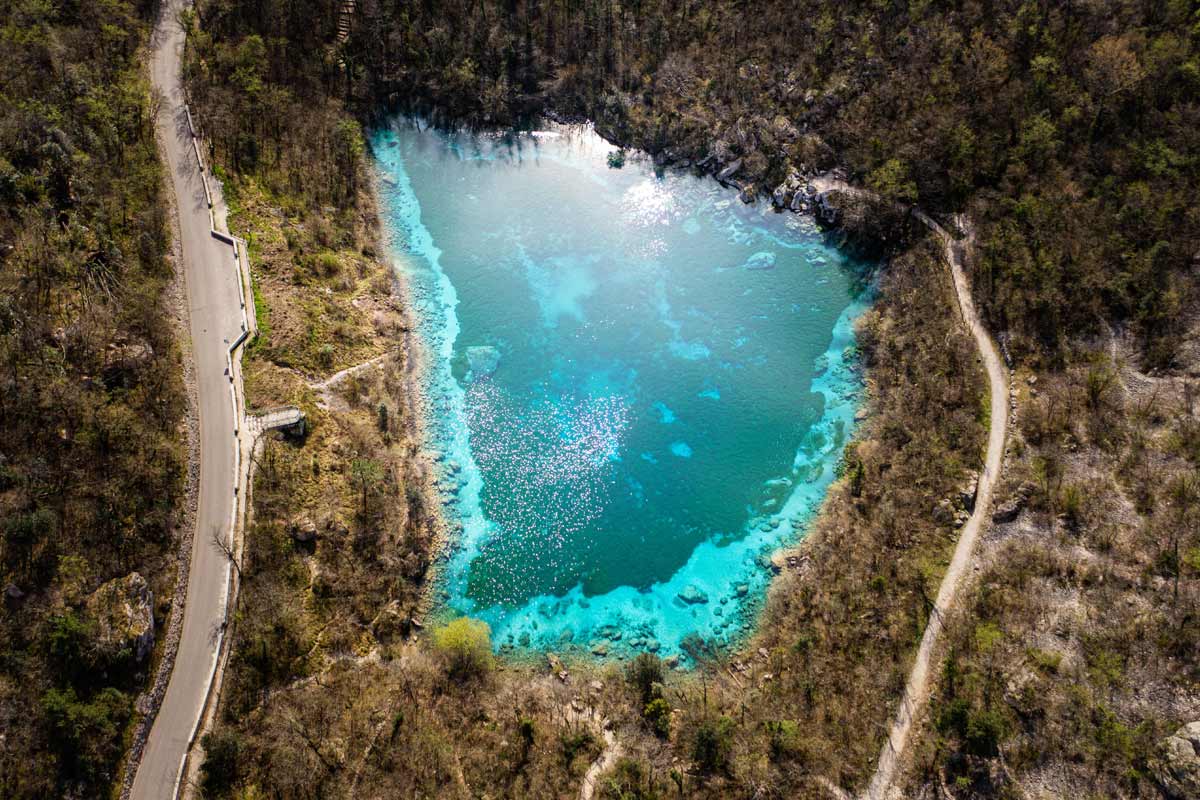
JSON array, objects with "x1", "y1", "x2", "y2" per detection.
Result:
[{"x1": 372, "y1": 119, "x2": 872, "y2": 662}]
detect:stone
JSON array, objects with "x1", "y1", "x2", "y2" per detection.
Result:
[
  {"x1": 734, "y1": 583, "x2": 749, "y2": 597},
  {"x1": 717, "y1": 158, "x2": 743, "y2": 183},
  {"x1": 1151, "y1": 721, "x2": 1200, "y2": 798},
  {"x1": 590, "y1": 641, "x2": 610, "y2": 656},
  {"x1": 290, "y1": 517, "x2": 319, "y2": 543},
  {"x1": 958, "y1": 470, "x2": 980, "y2": 512},
  {"x1": 86, "y1": 572, "x2": 154, "y2": 663},
  {"x1": 644, "y1": 638, "x2": 661, "y2": 652},
  {"x1": 3, "y1": 583, "x2": 23, "y2": 603},
  {"x1": 589, "y1": 680, "x2": 604, "y2": 693},
  {"x1": 743, "y1": 251, "x2": 776, "y2": 271},
  {"x1": 677, "y1": 584, "x2": 709, "y2": 605},
  {"x1": 738, "y1": 183, "x2": 756, "y2": 203},
  {"x1": 813, "y1": 191, "x2": 842, "y2": 227},
  {"x1": 991, "y1": 492, "x2": 1026, "y2": 523},
  {"x1": 933, "y1": 498, "x2": 956, "y2": 526}
]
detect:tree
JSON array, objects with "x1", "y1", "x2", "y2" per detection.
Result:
[
  {"x1": 626, "y1": 652, "x2": 663, "y2": 706},
  {"x1": 350, "y1": 458, "x2": 383, "y2": 521}
]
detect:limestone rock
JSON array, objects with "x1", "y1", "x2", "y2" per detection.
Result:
[
  {"x1": 771, "y1": 170, "x2": 804, "y2": 209},
  {"x1": 86, "y1": 572, "x2": 154, "y2": 663},
  {"x1": 1151, "y1": 721, "x2": 1200, "y2": 798},
  {"x1": 991, "y1": 483, "x2": 1032, "y2": 523},
  {"x1": 677, "y1": 584, "x2": 709, "y2": 605}
]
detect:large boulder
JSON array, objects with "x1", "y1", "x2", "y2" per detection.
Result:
[
  {"x1": 86, "y1": 572, "x2": 154, "y2": 663},
  {"x1": 1151, "y1": 721, "x2": 1200, "y2": 798}
]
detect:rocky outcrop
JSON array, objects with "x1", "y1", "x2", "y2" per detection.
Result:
[
  {"x1": 677, "y1": 584, "x2": 709, "y2": 604},
  {"x1": 86, "y1": 572, "x2": 155, "y2": 663},
  {"x1": 1151, "y1": 721, "x2": 1200, "y2": 798}
]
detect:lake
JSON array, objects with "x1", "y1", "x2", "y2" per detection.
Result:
[{"x1": 372, "y1": 119, "x2": 870, "y2": 661}]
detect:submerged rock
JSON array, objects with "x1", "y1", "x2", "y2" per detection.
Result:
[
  {"x1": 744, "y1": 251, "x2": 776, "y2": 271},
  {"x1": 465, "y1": 345, "x2": 501, "y2": 380},
  {"x1": 677, "y1": 584, "x2": 709, "y2": 604}
]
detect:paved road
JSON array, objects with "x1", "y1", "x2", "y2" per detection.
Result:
[
  {"x1": 864, "y1": 212, "x2": 1009, "y2": 800},
  {"x1": 132, "y1": 1, "x2": 245, "y2": 797}
]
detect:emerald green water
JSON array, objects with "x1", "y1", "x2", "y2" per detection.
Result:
[{"x1": 372, "y1": 119, "x2": 870, "y2": 660}]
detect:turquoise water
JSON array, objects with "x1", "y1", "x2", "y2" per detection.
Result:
[{"x1": 372, "y1": 119, "x2": 871, "y2": 661}]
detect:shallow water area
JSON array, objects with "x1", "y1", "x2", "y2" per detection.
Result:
[{"x1": 372, "y1": 119, "x2": 872, "y2": 662}]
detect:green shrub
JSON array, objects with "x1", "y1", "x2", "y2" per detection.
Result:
[
  {"x1": 432, "y1": 617, "x2": 492, "y2": 681},
  {"x1": 644, "y1": 698, "x2": 672, "y2": 738},
  {"x1": 765, "y1": 719, "x2": 803, "y2": 760},
  {"x1": 692, "y1": 715, "x2": 735, "y2": 774},
  {"x1": 41, "y1": 686, "x2": 130, "y2": 784}
]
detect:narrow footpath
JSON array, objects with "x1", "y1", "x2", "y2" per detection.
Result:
[
  {"x1": 863, "y1": 211, "x2": 1010, "y2": 800},
  {"x1": 128, "y1": 0, "x2": 251, "y2": 797}
]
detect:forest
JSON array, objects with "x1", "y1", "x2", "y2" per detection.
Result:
[
  {"x1": 0, "y1": 0, "x2": 187, "y2": 796},
  {"x1": 193, "y1": 0, "x2": 1200, "y2": 363}
]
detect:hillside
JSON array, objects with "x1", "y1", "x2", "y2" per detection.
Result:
[{"x1": 0, "y1": 0, "x2": 187, "y2": 796}]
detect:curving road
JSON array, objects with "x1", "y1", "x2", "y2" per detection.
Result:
[
  {"x1": 131, "y1": 0, "x2": 246, "y2": 797},
  {"x1": 863, "y1": 211, "x2": 1009, "y2": 800}
]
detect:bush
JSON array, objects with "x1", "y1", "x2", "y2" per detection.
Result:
[
  {"x1": 432, "y1": 617, "x2": 492, "y2": 681},
  {"x1": 765, "y1": 719, "x2": 803, "y2": 761},
  {"x1": 692, "y1": 715, "x2": 734, "y2": 774},
  {"x1": 964, "y1": 709, "x2": 1007, "y2": 757},
  {"x1": 201, "y1": 729, "x2": 244, "y2": 796},
  {"x1": 41, "y1": 686, "x2": 130, "y2": 784},
  {"x1": 644, "y1": 698, "x2": 672, "y2": 738},
  {"x1": 599, "y1": 757, "x2": 665, "y2": 799}
]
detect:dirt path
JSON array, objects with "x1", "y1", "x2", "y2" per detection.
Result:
[{"x1": 863, "y1": 210, "x2": 1010, "y2": 800}]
